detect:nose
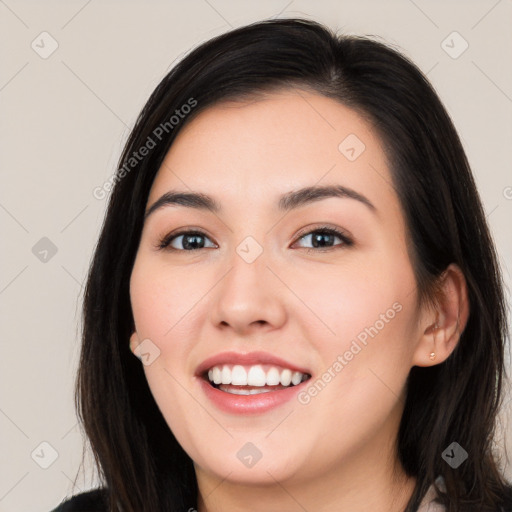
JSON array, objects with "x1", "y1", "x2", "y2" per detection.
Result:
[{"x1": 210, "y1": 248, "x2": 287, "y2": 336}]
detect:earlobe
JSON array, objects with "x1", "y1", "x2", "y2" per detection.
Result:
[
  {"x1": 413, "y1": 263, "x2": 470, "y2": 367},
  {"x1": 129, "y1": 332, "x2": 140, "y2": 354}
]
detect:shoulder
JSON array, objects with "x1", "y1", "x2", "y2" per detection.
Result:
[
  {"x1": 50, "y1": 488, "x2": 108, "y2": 512},
  {"x1": 417, "y1": 479, "x2": 445, "y2": 512},
  {"x1": 418, "y1": 478, "x2": 512, "y2": 512},
  {"x1": 498, "y1": 484, "x2": 512, "y2": 512}
]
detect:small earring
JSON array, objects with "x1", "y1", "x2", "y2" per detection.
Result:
[{"x1": 429, "y1": 352, "x2": 436, "y2": 361}]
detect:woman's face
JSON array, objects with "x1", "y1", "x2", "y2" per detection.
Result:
[{"x1": 129, "y1": 89, "x2": 429, "y2": 487}]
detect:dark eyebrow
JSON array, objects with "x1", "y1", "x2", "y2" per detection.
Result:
[
  {"x1": 144, "y1": 185, "x2": 376, "y2": 220},
  {"x1": 278, "y1": 185, "x2": 376, "y2": 213},
  {"x1": 144, "y1": 191, "x2": 221, "y2": 219}
]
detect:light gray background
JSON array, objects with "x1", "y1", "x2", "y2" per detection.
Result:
[{"x1": 1, "y1": 1, "x2": 511, "y2": 511}]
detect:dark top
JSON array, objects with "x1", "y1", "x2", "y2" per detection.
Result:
[
  {"x1": 51, "y1": 488, "x2": 108, "y2": 511},
  {"x1": 51, "y1": 486, "x2": 512, "y2": 511}
]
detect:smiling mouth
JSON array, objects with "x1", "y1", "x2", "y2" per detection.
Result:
[{"x1": 203, "y1": 363, "x2": 312, "y2": 395}]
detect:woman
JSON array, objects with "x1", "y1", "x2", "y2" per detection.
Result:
[{"x1": 51, "y1": 18, "x2": 512, "y2": 512}]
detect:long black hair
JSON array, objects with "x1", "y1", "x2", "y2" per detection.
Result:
[{"x1": 75, "y1": 18, "x2": 512, "y2": 511}]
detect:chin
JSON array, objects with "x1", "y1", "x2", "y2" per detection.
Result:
[{"x1": 190, "y1": 439, "x2": 307, "y2": 484}]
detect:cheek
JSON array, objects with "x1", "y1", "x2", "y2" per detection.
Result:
[
  {"x1": 295, "y1": 259, "x2": 412, "y2": 334},
  {"x1": 287, "y1": 254, "x2": 418, "y2": 380},
  {"x1": 130, "y1": 258, "x2": 204, "y2": 341},
  {"x1": 130, "y1": 259, "x2": 207, "y2": 448}
]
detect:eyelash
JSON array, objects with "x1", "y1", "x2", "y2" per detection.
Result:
[{"x1": 156, "y1": 225, "x2": 354, "y2": 253}]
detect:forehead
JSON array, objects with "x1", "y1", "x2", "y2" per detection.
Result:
[{"x1": 148, "y1": 89, "x2": 397, "y2": 214}]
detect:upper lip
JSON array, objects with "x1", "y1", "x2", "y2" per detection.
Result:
[{"x1": 195, "y1": 351, "x2": 312, "y2": 377}]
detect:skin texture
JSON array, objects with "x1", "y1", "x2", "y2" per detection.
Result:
[{"x1": 129, "y1": 89, "x2": 469, "y2": 512}]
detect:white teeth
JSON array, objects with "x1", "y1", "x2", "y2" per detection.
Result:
[
  {"x1": 206, "y1": 364, "x2": 309, "y2": 388},
  {"x1": 291, "y1": 371, "x2": 303, "y2": 385},
  {"x1": 247, "y1": 365, "x2": 267, "y2": 386},
  {"x1": 231, "y1": 365, "x2": 247, "y2": 385},
  {"x1": 280, "y1": 369, "x2": 292, "y2": 386},
  {"x1": 266, "y1": 367, "x2": 281, "y2": 386},
  {"x1": 221, "y1": 365, "x2": 231, "y2": 384},
  {"x1": 218, "y1": 386, "x2": 274, "y2": 395},
  {"x1": 212, "y1": 367, "x2": 221, "y2": 385}
]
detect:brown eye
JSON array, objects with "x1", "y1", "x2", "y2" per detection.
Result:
[
  {"x1": 293, "y1": 227, "x2": 353, "y2": 251},
  {"x1": 158, "y1": 230, "x2": 216, "y2": 251}
]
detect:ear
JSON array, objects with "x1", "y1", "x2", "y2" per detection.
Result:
[
  {"x1": 412, "y1": 263, "x2": 470, "y2": 367},
  {"x1": 129, "y1": 331, "x2": 141, "y2": 355}
]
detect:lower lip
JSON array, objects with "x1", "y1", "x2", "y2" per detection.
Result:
[{"x1": 197, "y1": 377, "x2": 309, "y2": 414}]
